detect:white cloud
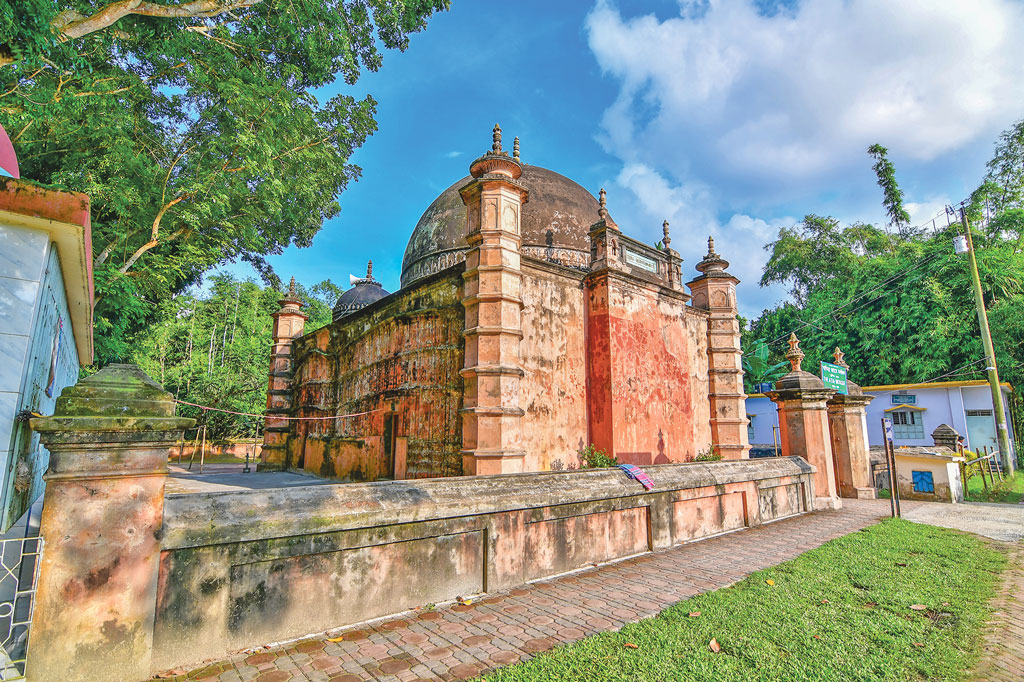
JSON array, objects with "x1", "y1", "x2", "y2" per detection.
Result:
[
  {"x1": 586, "y1": 0, "x2": 1024, "y2": 315},
  {"x1": 586, "y1": 0, "x2": 1024, "y2": 192},
  {"x1": 445, "y1": 150, "x2": 463, "y2": 158},
  {"x1": 608, "y1": 163, "x2": 791, "y2": 317}
]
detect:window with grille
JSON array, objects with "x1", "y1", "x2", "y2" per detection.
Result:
[
  {"x1": 747, "y1": 416, "x2": 756, "y2": 443},
  {"x1": 892, "y1": 410, "x2": 925, "y2": 440}
]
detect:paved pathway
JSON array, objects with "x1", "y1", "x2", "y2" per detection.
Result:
[
  {"x1": 154, "y1": 499, "x2": 899, "y2": 682},
  {"x1": 902, "y1": 500, "x2": 1024, "y2": 542},
  {"x1": 973, "y1": 543, "x2": 1024, "y2": 682},
  {"x1": 165, "y1": 464, "x2": 334, "y2": 495}
]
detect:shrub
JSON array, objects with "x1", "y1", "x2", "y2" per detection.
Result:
[
  {"x1": 579, "y1": 444, "x2": 619, "y2": 468},
  {"x1": 694, "y1": 446, "x2": 722, "y2": 462}
]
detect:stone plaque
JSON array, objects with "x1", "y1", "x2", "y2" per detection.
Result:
[{"x1": 623, "y1": 248, "x2": 658, "y2": 273}]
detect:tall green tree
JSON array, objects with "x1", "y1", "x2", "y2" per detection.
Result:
[
  {"x1": 749, "y1": 124, "x2": 1024, "y2": 394},
  {"x1": 0, "y1": 0, "x2": 449, "y2": 363},
  {"x1": 131, "y1": 274, "x2": 336, "y2": 438},
  {"x1": 867, "y1": 143, "x2": 912, "y2": 238}
]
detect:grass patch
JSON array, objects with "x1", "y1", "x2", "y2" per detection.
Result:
[
  {"x1": 485, "y1": 520, "x2": 1006, "y2": 682},
  {"x1": 966, "y1": 470, "x2": 1024, "y2": 504}
]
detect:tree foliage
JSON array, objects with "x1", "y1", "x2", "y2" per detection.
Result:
[
  {"x1": 867, "y1": 143, "x2": 912, "y2": 236},
  {"x1": 747, "y1": 124, "x2": 1024, "y2": 393},
  {"x1": 131, "y1": 273, "x2": 336, "y2": 438},
  {"x1": 0, "y1": 0, "x2": 449, "y2": 362}
]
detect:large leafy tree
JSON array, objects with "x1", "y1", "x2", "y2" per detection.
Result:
[
  {"x1": 748, "y1": 128, "x2": 1024, "y2": 394},
  {"x1": 0, "y1": 0, "x2": 449, "y2": 362}
]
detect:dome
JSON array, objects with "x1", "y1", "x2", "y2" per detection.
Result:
[
  {"x1": 333, "y1": 262, "x2": 390, "y2": 321},
  {"x1": 401, "y1": 164, "x2": 600, "y2": 287}
]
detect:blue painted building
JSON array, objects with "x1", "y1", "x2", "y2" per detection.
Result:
[
  {"x1": 0, "y1": 179, "x2": 93, "y2": 531},
  {"x1": 747, "y1": 380, "x2": 1016, "y2": 456}
]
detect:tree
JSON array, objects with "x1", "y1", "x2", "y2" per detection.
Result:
[
  {"x1": 1, "y1": 0, "x2": 449, "y2": 362},
  {"x1": 867, "y1": 143, "x2": 913, "y2": 238},
  {"x1": 131, "y1": 273, "x2": 336, "y2": 438},
  {"x1": 750, "y1": 124, "x2": 1024, "y2": 394},
  {"x1": 983, "y1": 117, "x2": 1024, "y2": 214}
]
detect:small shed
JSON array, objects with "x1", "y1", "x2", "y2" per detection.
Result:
[{"x1": 893, "y1": 449, "x2": 965, "y2": 503}]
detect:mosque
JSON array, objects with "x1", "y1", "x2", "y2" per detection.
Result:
[{"x1": 262, "y1": 125, "x2": 751, "y2": 481}]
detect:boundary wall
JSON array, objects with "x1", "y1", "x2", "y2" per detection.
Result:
[{"x1": 153, "y1": 457, "x2": 814, "y2": 671}]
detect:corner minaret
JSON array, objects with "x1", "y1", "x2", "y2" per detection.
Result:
[
  {"x1": 458, "y1": 124, "x2": 529, "y2": 475},
  {"x1": 262, "y1": 277, "x2": 307, "y2": 470},
  {"x1": 687, "y1": 237, "x2": 751, "y2": 459}
]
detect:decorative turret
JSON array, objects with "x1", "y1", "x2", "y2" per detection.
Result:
[
  {"x1": 686, "y1": 234, "x2": 749, "y2": 459},
  {"x1": 469, "y1": 123, "x2": 524, "y2": 181},
  {"x1": 695, "y1": 235, "x2": 730, "y2": 276},
  {"x1": 662, "y1": 220, "x2": 671, "y2": 248},
  {"x1": 786, "y1": 333, "x2": 805, "y2": 372},
  {"x1": 333, "y1": 260, "x2": 390, "y2": 321},
  {"x1": 263, "y1": 274, "x2": 308, "y2": 470}
]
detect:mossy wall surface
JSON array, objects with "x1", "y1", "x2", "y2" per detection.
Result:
[{"x1": 288, "y1": 267, "x2": 465, "y2": 481}]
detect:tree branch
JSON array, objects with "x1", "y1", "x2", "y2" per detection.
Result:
[{"x1": 55, "y1": 1, "x2": 263, "y2": 41}]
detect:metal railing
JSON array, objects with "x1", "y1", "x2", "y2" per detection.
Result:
[{"x1": 0, "y1": 537, "x2": 42, "y2": 680}]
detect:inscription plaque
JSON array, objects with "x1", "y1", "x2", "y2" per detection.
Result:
[{"x1": 623, "y1": 248, "x2": 658, "y2": 273}]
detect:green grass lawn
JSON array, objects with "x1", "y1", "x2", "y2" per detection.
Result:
[
  {"x1": 484, "y1": 520, "x2": 1007, "y2": 682},
  {"x1": 965, "y1": 469, "x2": 1024, "y2": 504}
]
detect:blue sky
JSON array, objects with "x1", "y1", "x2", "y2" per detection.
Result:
[{"x1": 220, "y1": 0, "x2": 1024, "y2": 318}]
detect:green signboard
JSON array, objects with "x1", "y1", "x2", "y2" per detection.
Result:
[{"x1": 821, "y1": 361, "x2": 848, "y2": 394}]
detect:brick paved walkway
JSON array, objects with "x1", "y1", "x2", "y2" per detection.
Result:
[
  {"x1": 972, "y1": 543, "x2": 1024, "y2": 682},
  {"x1": 157, "y1": 499, "x2": 901, "y2": 682}
]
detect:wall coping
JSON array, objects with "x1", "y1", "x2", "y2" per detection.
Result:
[{"x1": 162, "y1": 457, "x2": 814, "y2": 550}]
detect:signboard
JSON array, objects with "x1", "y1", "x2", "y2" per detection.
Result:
[
  {"x1": 883, "y1": 417, "x2": 894, "y2": 443},
  {"x1": 623, "y1": 248, "x2": 658, "y2": 274},
  {"x1": 820, "y1": 361, "x2": 848, "y2": 394},
  {"x1": 891, "y1": 394, "x2": 916, "y2": 405}
]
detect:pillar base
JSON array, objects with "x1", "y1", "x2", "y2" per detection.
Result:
[
  {"x1": 813, "y1": 495, "x2": 843, "y2": 511},
  {"x1": 840, "y1": 485, "x2": 876, "y2": 500}
]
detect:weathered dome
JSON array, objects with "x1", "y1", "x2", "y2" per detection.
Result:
[
  {"x1": 333, "y1": 262, "x2": 390, "y2": 321},
  {"x1": 401, "y1": 164, "x2": 600, "y2": 287}
]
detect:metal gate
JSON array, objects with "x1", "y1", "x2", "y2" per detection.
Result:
[{"x1": 0, "y1": 537, "x2": 42, "y2": 680}]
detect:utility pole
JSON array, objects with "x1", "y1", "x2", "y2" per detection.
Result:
[{"x1": 958, "y1": 207, "x2": 1015, "y2": 474}]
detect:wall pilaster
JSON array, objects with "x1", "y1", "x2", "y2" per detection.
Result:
[{"x1": 459, "y1": 125, "x2": 528, "y2": 475}]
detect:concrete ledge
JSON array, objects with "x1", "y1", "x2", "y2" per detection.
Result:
[{"x1": 162, "y1": 457, "x2": 814, "y2": 549}]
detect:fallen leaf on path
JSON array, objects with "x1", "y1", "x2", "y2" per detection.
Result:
[
  {"x1": 910, "y1": 604, "x2": 927, "y2": 611},
  {"x1": 709, "y1": 638, "x2": 721, "y2": 653},
  {"x1": 813, "y1": 635, "x2": 820, "y2": 640},
  {"x1": 623, "y1": 642, "x2": 639, "y2": 649},
  {"x1": 765, "y1": 579, "x2": 775, "y2": 586},
  {"x1": 865, "y1": 602, "x2": 877, "y2": 608},
  {"x1": 820, "y1": 599, "x2": 830, "y2": 604},
  {"x1": 896, "y1": 562, "x2": 907, "y2": 567},
  {"x1": 913, "y1": 642, "x2": 924, "y2": 648},
  {"x1": 327, "y1": 635, "x2": 345, "y2": 642},
  {"x1": 155, "y1": 671, "x2": 186, "y2": 678},
  {"x1": 688, "y1": 611, "x2": 701, "y2": 618}
]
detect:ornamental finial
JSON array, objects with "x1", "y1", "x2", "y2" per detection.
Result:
[
  {"x1": 833, "y1": 346, "x2": 848, "y2": 369},
  {"x1": 786, "y1": 333, "x2": 804, "y2": 372},
  {"x1": 491, "y1": 123, "x2": 502, "y2": 153},
  {"x1": 366, "y1": 260, "x2": 373, "y2": 279},
  {"x1": 662, "y1": 220, "x2": 671, "y2": 247},
  {"x1": 598, "y1": 188, "x2": 608, "y2": 220},
  {"x1": 513, "y1": 136, "x2": 520, "y2": 159},
  {"x1": 287, "y1": 276, "x2": 297, "y2": 298},
  {"x1": 707, "y1": 235, "x2": 716, "y2": 256}
]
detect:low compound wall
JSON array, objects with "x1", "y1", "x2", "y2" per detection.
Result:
[{"x1": 152, "y1": 457, "x2": 815, "y2": 671}]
